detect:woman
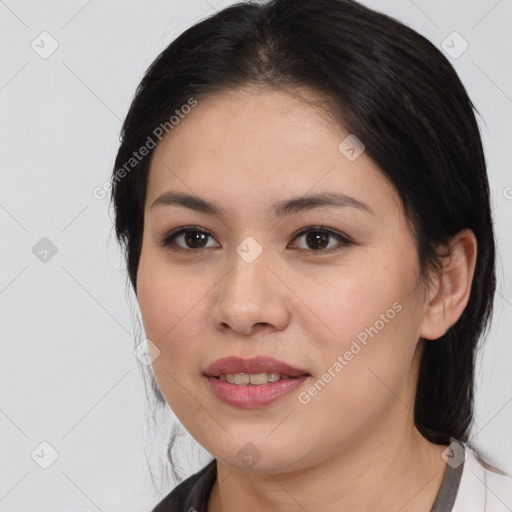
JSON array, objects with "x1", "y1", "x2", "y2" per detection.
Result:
[{"x1": 110, "y1": 0, "x2": 512, "y2": 510}]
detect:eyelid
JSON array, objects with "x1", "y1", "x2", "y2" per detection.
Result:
[
  {"x1": 159, "y1": 224, "x2": 353, "y2": 253},
  {"x1": 288, "y1": 225, "x2": 353, "y2": 254},
  {"x1": 158, "y1": 225, "x2": 219, "y2": 249}
]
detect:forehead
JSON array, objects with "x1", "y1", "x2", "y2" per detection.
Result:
[
  {"x1": 145, "y1": 87, "x2": 399, "y2": 219},
  {"x1": 154, "y1": 86, "x2": 340, "y2": 159}
]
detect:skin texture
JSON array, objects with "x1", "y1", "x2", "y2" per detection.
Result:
[{"x1": 136, "y1": 86, "x2": 477, "y2": 511}]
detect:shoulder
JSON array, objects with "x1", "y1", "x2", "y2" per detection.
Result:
[
  {"x1": 150, "y1": 459, "x2": 217, "y2": 512},
  {"x1": 484, "y1": 462, "x2": 512, "y2": 510},
  {"x1": 453, "y1": 445, "x2": 512, "y2": 511}
]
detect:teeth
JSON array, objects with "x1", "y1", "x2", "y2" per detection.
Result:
[
  {"x1": 234, "y1": 373, "x2": 250, "y2": 385},
  {"x1": 266, "y1": 371, "x2": 281, "y2": 383},
  {"x1": 218, "y1": 371, "x2": 291, "y2": 385}
]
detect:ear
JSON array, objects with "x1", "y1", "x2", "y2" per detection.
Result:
[{"x1": 420, "y1": 229, "x2": 477, "y2": 341}]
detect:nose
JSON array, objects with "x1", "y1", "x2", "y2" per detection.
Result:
[{"x1": 211, "y1": 248, "x2": 291, "y2": 337}]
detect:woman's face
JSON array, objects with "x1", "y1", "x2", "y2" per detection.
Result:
[{"x1": 137, "y1": 87, "x2": 431, "y2": 472}]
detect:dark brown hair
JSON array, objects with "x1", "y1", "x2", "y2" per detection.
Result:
[{"x1": 111, "y1": 0, "x2": 496, "y2": 477}]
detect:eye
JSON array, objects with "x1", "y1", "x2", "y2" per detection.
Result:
[
  {"x1": 288, "y1": 225, "x2": 353, "y2": 254},
  {"x1": 158, "y1": 226, "x2": 219, "y2": 251},
  {"x1": 158, "y1": 224, "x2": 353, "y2": 254}
]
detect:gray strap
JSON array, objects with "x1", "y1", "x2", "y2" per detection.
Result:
[{"x1": 430, "y1": 438, "x2": 465, "y2": 512}]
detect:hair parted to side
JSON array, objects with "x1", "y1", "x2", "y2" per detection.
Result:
[{"x1": 110, "y1": 0, "x2": 496, "y2": 478}]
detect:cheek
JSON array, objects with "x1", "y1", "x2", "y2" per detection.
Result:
[
  {"x1": 304, "y1": 263, "x2": 411, "y2": 343},
  {"x1": 137, "y1": 249, "x2": 195, "y2": 338},
  {"x1": 137, "y1": 260, "x2": 184, "y2": 365},
  {"x1": 137, "y1": 262, "x2": 204, "y2": 411},
  {"x1": 303, "y1": 251, "x2": 423, "y2": 389},
  {"x1": 136, "y1": 254, "x2": 212, "y2": 378},
  {"x1": 297, "y1": 304, "x2": 421, "y2": 450}
]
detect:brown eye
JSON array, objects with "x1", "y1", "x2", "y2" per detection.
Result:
[
  {"x1": 305, "y1": 231, "x2": 330, "y2": 250},
  {"x1": 159, "y1": 224, "x2": 352, "y2": 255},
  {"x1": 290, "y1": 226, "x2": 353, "y2": 254},
  {"x1": 183, "y1": 230, "x2": 208, "y2": 248},
  {"x1": 159, "y1": 226, "x2": 220, "y2": 250}
]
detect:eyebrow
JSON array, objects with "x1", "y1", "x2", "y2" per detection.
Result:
[{"x1": 150, "y1": 190, "x2": 374, "y2": 217}]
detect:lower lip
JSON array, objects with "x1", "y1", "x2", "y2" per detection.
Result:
[{"x1": 206, "y1": 375, "x2": 310, "y2": 408}]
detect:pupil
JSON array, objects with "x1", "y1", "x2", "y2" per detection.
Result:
[
  {"x1": 182, "y1": 231, "x2": 330, "y2": 250},
  {"x1": 307, "y1": 231, "x2": 328, "y2": 250},
  {"x1": 185, "y1": 231, "x2": 207, "y2": 248}
]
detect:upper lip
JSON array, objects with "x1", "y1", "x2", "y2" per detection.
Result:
[{"x1": 204, "y1": 356, "x2": 309, "y2": 378}]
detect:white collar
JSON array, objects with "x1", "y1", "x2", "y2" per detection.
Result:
[{"x1": 452, "y1": 445, "x2": 512, "y2": 511}]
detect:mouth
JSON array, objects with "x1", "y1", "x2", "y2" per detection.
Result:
[
  {"x1": 204, "y1": 355, "x2": 309, "y2": 379},
  {"x1": 215, "y1": 371, "x2": 300, "y2": 385},
  {"x1": 203, "y1": 356, "x2": 311, "y2": 408}
]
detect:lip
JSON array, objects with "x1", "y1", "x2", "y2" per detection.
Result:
[
  {"x1": 204, "y1": 356, "x2": 311, "y2": 408},
  {"x1": 204, "y1": 356, "x2": 309, "y2": 378}
]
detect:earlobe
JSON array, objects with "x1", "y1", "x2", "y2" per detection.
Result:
[{"x1": 420, "y1": 229, "x2": 477, "y2": 341}]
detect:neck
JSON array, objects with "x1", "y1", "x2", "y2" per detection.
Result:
[{"x1": 207, "y1": 424, "x2": 449, "y2": 512}]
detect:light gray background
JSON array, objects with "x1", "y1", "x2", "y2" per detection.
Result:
[{"x1": 1, "y1": 1, "x2": 511, "y2": 511}]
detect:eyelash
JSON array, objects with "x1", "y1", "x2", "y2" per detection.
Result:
[{"x1": 158, "y1": 224, "x2": 353, "y2": 255}]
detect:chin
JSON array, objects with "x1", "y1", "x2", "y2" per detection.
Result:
[{"x1": 212, "y1": 436, "x2": 311, "y2": 474}]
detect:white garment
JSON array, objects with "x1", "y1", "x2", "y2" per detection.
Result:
[{"x1": 452, "y1": 445, "x2": 512, "y2": 511}]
